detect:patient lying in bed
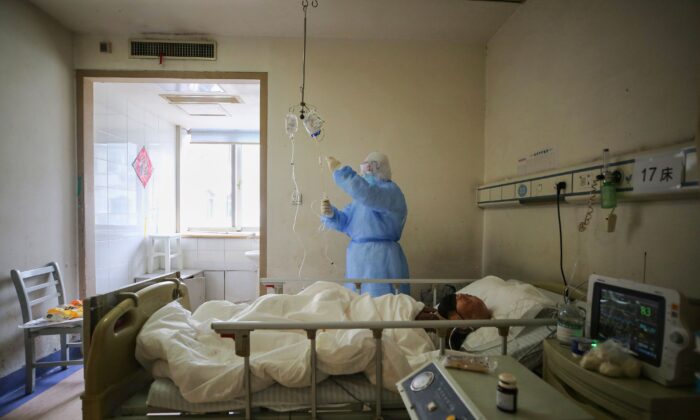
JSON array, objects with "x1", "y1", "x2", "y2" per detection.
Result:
[
  {"x1": 136, "y1": 281, "x2": 444, "y2": 403},
  {"x1": 415, "y1": 293, "x2": 492, "y2": 349}
]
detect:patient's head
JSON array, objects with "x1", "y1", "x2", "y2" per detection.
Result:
[{"x1": 437, "y1": 293, "x2": 490, "y2": 321}]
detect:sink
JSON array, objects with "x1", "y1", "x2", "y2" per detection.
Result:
[{"x1": 244, "y1": 250, "x2": 260, "y2": 268}]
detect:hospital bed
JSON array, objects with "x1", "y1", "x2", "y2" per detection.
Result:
[
  {"x1": 262, "y1": 278, "x2": 583, "y2": 371},
  {"x1": 81, "y1": 276, "x2": 580, "y2": 419}
]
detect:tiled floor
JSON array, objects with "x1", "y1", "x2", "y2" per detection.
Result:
[{"x1": 2, "y1": 369, "x2": 83, "y2": 419}]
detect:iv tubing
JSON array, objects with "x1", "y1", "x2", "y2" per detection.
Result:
[
  {"x1": 311, "y1": 139, "x2": 335, "y2": 267},
  {"x1": 290, "y1": 136, "x2": 307, "y2": 279}
]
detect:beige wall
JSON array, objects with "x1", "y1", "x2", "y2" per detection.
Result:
[
  {"x1": 73, "y1": 36, "x2": 486, "y2": 292},
  {"x1": 0, "y1": 1, "x2": 76, "y2": 377},
  {"x1": 483, "y1": 0, "x2": 700, "y2": 297}
]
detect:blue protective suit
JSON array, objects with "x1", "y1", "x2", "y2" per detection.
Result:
[{"x1": 321, "y1": 166, "x2": 409, "y2": 296}]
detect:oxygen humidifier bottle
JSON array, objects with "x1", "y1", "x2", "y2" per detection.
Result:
[
  {"x1": 556, "y1": 301, "x2": 584, "y2": 345},
  {"x1": 600, "y1": 180, "x2": 617, "y2": 209},
  {"x1": 599, "y1": 149, "x2": 617, "y2": 209}
]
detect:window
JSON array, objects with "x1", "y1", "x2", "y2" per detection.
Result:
[{"x1": 181, "y1": 141, "x2": 260, "y2": 230}]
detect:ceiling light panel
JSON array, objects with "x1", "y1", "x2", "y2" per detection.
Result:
[
  {"x1": 161, "y1": 94, "x2": 243, "y2": 104},
  {"x1": 159, "y1": 83, "x2": 224, "y2": 93},
  {"x1": 176, "y1": 103, "x2": 229, "y2": 116}
]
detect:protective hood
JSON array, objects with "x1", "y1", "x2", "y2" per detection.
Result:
[{"x1": 360, "y1": 152, "x2": 392, "y2": 181}]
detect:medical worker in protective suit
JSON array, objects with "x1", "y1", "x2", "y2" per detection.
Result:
[{"x1": 320, "y1": 152, "x2": 409, "y2": 297}]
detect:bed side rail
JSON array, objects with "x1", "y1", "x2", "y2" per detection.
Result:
[
  {"x1": 532, "y1": 281, "x2": 587, "y2": 302},
  {"x1": 261, "y1": 278, "x2": 477, "y2": 305},
  {"x1": 212, "y1": 318, "x2": 555, "y2": 420},
  {"x1": 82, "y1": 277, "x2": 189, "y2": 420},
  {"x1": 261, "y1": 278, "x2": 583, "y2": 305}
]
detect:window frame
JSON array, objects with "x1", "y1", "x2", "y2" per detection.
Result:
[
  {"x1": 180, "y1": 142, "x2": 260, "y2": 232},
  {"x1": 77, "y1": 70, "x2": 268, "y2": 299}
]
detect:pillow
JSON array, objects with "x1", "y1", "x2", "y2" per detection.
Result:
[{"x1": 456, "y1": 276, "x2": 556, "y2": 350}]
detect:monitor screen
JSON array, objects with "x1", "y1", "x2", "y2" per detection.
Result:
[{"x1": 589, "y1": 282, "x2": 665, "y2": 366}]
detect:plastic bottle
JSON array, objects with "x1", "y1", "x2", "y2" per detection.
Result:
[{"x1": 557, "y1": 301, "x2": 585, "y2": 345}]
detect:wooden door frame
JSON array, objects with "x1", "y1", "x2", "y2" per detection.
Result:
[{"x1": 76, "y1": 70, "x2": 268, "y2": 297}]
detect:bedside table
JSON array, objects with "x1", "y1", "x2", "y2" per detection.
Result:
[
  {"x1": 398, "y1": 355, "x2": 593, "y2": 419},
  {"x1": 543, "y1": 338, "x2": 700, "y2": 419}
]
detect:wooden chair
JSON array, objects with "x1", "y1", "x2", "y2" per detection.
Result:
[{"x1": 10, "y1": 262, "x2": 83, "y2": 394}]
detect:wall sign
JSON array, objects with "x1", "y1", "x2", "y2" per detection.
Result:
[
  {"x1": 132, "y1": 146, "x2": 153, "y2": 188},
  {"x1": 632, "y1": 152, "x2": 683, "y2": 193}
]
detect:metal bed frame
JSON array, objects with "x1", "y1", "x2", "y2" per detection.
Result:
[
  {"x1": 260, "y1": 278, "x2": 474, "y2": 307},
  {"x1": 82, "y1": 276, "x2": 572, "y2": 419},
  {"x1": 212, "y1": 318, "x2": 555, "y2": 420}
]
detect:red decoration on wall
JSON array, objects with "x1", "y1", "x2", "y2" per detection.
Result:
[{"x1": 132, "y1": 146, "x2": 153, "y2": 187}]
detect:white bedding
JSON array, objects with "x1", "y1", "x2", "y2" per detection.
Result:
[
  {"x1": 135, "y1": 281, "x2": 435, "y2": 403},
  {"x1": 457, "y1": 276, "x2": 557, "y2": 350}
]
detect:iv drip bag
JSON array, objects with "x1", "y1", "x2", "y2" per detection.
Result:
[
  {"x1": 286, "y1": 113, "x2": 299, "y2": 138},
  {"x1": 304, "y1": 111, "x2": 324, "y2": 138}
]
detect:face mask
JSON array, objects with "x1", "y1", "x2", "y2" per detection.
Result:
[{"x1": 363, "y1": 173, "x2": 379, "y2": 185}]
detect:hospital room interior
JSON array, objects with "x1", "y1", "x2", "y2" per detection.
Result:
[{"x1": 1, "y1": 0, "x2": 699, "y2": 419}]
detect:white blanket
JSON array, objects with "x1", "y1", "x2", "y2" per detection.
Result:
[{"x1": 135, "y1": 281, "x2": 435, "y2": 403}]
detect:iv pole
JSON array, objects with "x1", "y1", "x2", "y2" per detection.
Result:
[{"x1": 298, "y1": 0, "x2": 318, "y2": 121}]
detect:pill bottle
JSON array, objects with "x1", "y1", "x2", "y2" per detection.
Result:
[{"x1": 496, "y1": 372, "x2": 518, "y2": 413}]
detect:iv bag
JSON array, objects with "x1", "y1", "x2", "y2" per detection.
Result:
[
  {"x1": 285, "y1": 113, "x2": 298, "y2": 137},
  {"x1": 303, "y1": 111, "x2": 324, "y2": 138}
]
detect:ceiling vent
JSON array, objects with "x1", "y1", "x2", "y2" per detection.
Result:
[{"x1": 130, "y1": 39, "x2": 216, "y2": 60}]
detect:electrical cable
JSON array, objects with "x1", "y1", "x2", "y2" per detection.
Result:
[{"x1": 556, "y1": 183, "x2": 569, "y2": 301}]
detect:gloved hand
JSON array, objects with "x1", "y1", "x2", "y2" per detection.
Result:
[
  {"x1": 326, "y1": 156, "x2": 341, "y2": 172},
  {"x1": 321, "y1": 199, "x2": 334, "y2": 217}
]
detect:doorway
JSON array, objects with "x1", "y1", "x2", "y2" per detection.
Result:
[{"x1": 76, "y1": 71, "x2": 267, "y2": 298}]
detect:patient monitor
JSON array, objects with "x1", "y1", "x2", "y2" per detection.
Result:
[{"x1": 586, "y1": 274, "x2": 700, "y2": 386}]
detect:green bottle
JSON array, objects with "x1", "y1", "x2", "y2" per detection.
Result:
[{"x1": 601, "y1": 181, "x2": 617, "y2": 209}]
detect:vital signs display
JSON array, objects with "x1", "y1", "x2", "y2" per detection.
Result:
[
  {"x1": 590, "y1": 283, "x2": 664, "y2": 366},
  {"x1": 586, "y1": 275, "x2": 700, "y2": 386}
]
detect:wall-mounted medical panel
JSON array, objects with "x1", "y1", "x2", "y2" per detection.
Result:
[
  {"x1": 531, "y1": 174, "x2": 573, "y2": 198},
  {"x1": 489, "y1": 187, "x2": 502, "y2": 201},
  {"x1": 477, "y1": 142, "x2": 697, "y2": 207},
  {"x1": 572, "y1": 169, "x2": 600, "y2": 194},
  {"x1": 685, "y1": 149, "x2": 698, "y2": 184},
  {"x1": 501, "y1": 184, "x2": 516, "y2": 200}
]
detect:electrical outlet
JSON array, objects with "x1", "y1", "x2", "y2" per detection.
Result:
[
  {"x1": 572, "y1": 169, "x2": 602, "y2": 194},
  {"x1": 291, "y1": 191, "x2": 302, "y2": 206},
  {"x1": 531, "y1": 174, "x2": 571, "y2": 197}
]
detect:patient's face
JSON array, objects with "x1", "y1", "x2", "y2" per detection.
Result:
[{"x1": 452, "y1": 294, "x2": 490, "y2": 320}]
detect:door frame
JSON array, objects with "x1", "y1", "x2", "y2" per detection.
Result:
[{"x1": 76, "y1": 70, "x2": 268, "y2": 297}]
